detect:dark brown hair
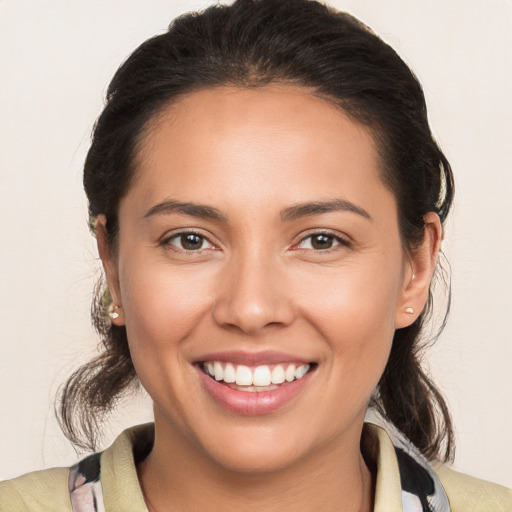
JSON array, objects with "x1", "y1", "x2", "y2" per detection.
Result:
[{"x1": 58, "y1": 0, "x2": 455, "y2": 461}]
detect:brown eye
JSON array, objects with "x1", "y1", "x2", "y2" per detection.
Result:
[
  {"x1": 166, "y1": 232, "x2": 213, "y2": 251},
  {"x1": 296, "y1": 233, "x2": 345, "y2": 251},
  {"x1": 310, "y1": 234, "x2": 334, "y2": 250},
  {"x1": 181, "y1": 234, "x2": 204, "y2": 250}
]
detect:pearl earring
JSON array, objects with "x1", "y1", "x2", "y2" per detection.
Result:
[
  {"x1": 405, "y1": 307, "x2": 414, "y2": 314},
  {"x1": 109, "y1": 305, "x2": 121, "y2": 319}
]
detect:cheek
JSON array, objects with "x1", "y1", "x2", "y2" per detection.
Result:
[
  {"x1": 120, "y1": 256, "x2": 212, "y2": 336},
  {"x1": 117, "y1": 253, "x2": 216, "y2": 387},
  {"x1": 295, "y1": 256, "x2": 402, "y2": 379},
  {"x1": 301, "y1": 260, "x2": 400, "y2": 331},
  {"x1": 117, "y1": 259, "x2": 219, "y2": 422}
]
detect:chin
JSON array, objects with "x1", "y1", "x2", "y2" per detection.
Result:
[{"x1": 200, "y1": 430, "x2": 311, "y2": 474}]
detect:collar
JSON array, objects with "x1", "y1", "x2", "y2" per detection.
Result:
[{"x1": 69, "y1": 421, "x2": 450, "y2": 511}]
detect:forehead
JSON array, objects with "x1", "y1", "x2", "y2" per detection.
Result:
[
  {"x1": 139, "y1": 84, "x2": 378, "y2": 167},
  {"x1": 125, "y1": 84, "x2": 394, "y2": 220}
]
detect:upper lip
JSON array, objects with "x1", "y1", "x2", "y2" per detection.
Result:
[{"x1": 195, "y1": 350, "x2": 313, "y2": 366}]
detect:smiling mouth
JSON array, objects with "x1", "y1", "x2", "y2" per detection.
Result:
[{"x1": 200, "y1": 361, "x2": 316, "y2": 392}]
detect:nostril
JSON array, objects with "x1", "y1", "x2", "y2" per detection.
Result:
[{"x1": 211, "y1": 297, "x2": 296, "y2": 335}]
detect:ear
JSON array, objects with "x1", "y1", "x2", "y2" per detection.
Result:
[
  {"x1": 96, "y1": 215, "x2": 125, "y2": 326},
  {"x1": 395, "y1": 212, "x2": 442, "y2": 329}
]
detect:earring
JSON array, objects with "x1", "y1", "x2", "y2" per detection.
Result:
[
  {"x1": 109, "y1": 305, "x2": 121, "y2": 320},
  {"x1": 405, "y1": 307, "x2": 414, "y2": 314}
]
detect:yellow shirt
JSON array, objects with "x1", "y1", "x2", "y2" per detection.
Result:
[{"x1": 1, "y1": 423, "x2": 510, "y2": 511}]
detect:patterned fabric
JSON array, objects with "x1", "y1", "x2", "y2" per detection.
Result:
[
  {"x1": 68, "y1": 453, "x2": 105, "y2": 512},
  {"x1": 67, "y1": 422, "x2": 451, "y2": 512},
  {"x1": 382, "y1": 424, "x2": 451, "y2": 512}
]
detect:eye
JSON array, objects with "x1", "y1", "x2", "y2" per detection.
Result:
[
  {"x1": 296, "y1": 233, "x2": 347, "y2": 251},
  {"x1": 164, "y1": 232, "x2": 215, "y2": 251}
]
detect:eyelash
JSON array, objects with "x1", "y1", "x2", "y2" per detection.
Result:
[
  {"x1": 161, "y1": 229, "x2": 351, "y2": 254},
  {"x1": 293, "y1": 231, "x2": 352, "y2": 252},
  {"x1": 161, "y1": 230, "x2": 217, "y2": 252}
]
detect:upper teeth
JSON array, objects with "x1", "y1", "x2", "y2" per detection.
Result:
[{"x1": 204, "y1": 362, "x2": 310, "y2": 387}]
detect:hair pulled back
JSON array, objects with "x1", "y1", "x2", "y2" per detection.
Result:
[{"x1": 58, "y1": 0, "x2": 455, "y2": 460}]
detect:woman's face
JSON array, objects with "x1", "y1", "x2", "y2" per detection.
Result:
[{"x1": 102, "y1": 85, "x2": 429, "y2": 472}]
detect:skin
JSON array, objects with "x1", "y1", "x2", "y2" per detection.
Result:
[{"x1": 97, "y1": 84, "x2": 441, "y2": 511}]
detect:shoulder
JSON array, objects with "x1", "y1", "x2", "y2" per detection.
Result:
[
  {"x1": 433, "y1": 463, "x2": 512, "y2": 512},
  {"x1": 0, "y1": 424, "x2": 153, "y2": 512},
  {"x1": 0, "y1": 467, "x2": 72, "y2": 512},
  {"x1": 365, "y1": 419, "x2": 512, "y2": 511}
]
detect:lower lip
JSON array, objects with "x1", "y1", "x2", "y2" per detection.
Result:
[{"x1": 196, "y1": 366, "x2": 313, "y2": 415}]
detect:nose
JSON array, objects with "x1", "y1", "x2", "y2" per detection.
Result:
[{"x1": 211, "y1": 252, "x2": 295, "y2": 335}]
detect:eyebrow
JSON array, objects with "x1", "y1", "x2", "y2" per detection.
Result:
[
  {"x1": 280, "y1": 199, "x2": 371, "y2": 222},
  {"x1": 143, "y1": 198, "x2": 371, "y2": 223},
  {"x1": 143, "y1": 199, "x2": 228, "y2": 222}
]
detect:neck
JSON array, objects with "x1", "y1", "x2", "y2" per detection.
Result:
[{"x1": 137, "y1": 420, "x2": 375, "y2": 512}]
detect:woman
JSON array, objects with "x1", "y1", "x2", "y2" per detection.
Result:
[{"x1": 1, "y1": 0, "x2": 510, "y2": 510}]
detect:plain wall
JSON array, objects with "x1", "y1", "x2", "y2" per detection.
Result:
[{"x1": 0, "y1": 0, "x2": 510, "y2": 487}]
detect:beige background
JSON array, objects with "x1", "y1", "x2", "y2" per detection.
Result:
[{"x1": 0, "y1": 0, "x2": 511, "y2": 487}]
